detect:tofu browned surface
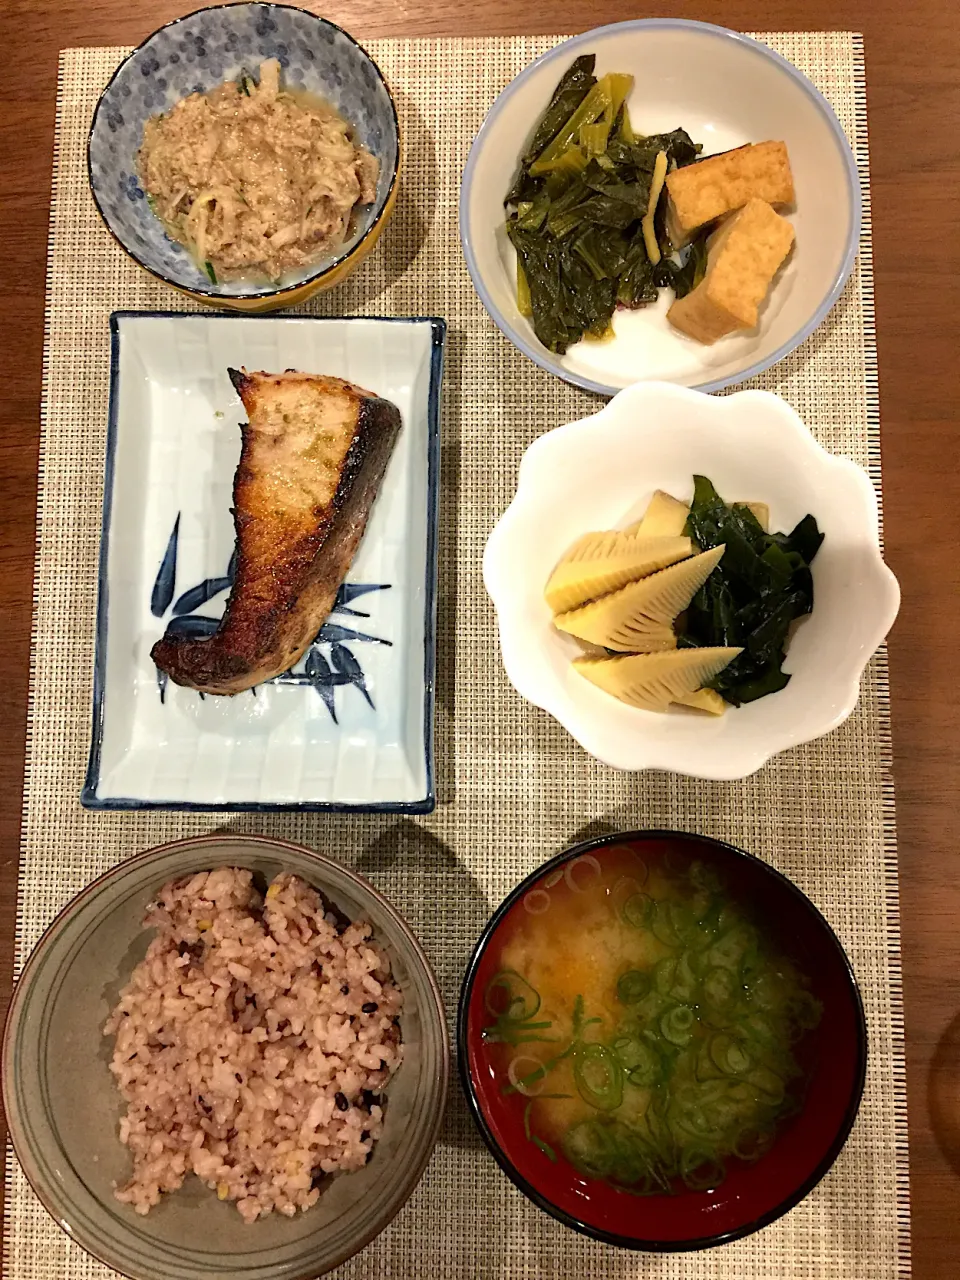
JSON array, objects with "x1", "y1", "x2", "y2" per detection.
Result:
[
  {"x1": 664, "y1": 141, "x2": 794, "y2": 248},
  {"x1": 667, "y1": 198, "x2": 795, "y2": 344},
  {"x1": 151, "y1": 370, "x2": 401, "y2": 695}
]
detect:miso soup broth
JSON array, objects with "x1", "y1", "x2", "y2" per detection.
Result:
[{"x1": 480, "y1": 845, "x2": 822, "y2": 1196}]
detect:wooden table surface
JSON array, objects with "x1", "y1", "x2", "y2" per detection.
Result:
[{"x1": 1, "y1": 1, "x2": 958, "y2": 1275}]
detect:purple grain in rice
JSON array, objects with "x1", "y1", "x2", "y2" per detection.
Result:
[{"x1": 103, "y1": 867, "x2": 403, "y2": 1223}]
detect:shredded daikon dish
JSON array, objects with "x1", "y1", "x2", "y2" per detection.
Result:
[{"x1": 139, "y1": 59, "x2": 379, "y2": 283}]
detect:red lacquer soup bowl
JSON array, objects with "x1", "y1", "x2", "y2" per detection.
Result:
[{"x1": 457, "y1": 831, "x2": 866, "y2": 1251}]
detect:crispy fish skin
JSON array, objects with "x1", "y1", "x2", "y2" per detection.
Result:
[{"x1": 151, "y1": 369, "x2": 401, "y2": 695}]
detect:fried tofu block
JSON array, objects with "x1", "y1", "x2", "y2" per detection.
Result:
[
  {"x1": 664, "y1": 141, "x2": 794, "y2": 248},
  {"x1": 667, "y1": 199, "x2": 795, "y2": 344}
]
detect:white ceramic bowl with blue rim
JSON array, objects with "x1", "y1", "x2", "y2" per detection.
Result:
[
  {"x1": 88, "y1": 4, "x2": 400, "y2": 309},
  {"x1": 460, "y1": 20, "x2": 861, "y2": 396},
  {"x1": 483, "y1": 382, "x2": 899, "y2": 780}
]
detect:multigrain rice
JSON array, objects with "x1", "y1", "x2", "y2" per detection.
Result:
[{"x1": 104, "y1": 867, "x2": 402, "y2": 1223}]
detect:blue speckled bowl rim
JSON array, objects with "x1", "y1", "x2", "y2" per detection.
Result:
[
  {"x1": 2, "y1": 832, "x2": 451, "y2": 1280},
  {"x1": 87, "y1": 3, "x2": 401, "y2": 302},
  {"x1": 82, "y1": 312, "x2": 444, "y2": 813},
  {"x1": 457, "y1": 830, "x2": 869, "y2": 1252},
  {"x1": 459, "y1": 18, "x2": 863, "y2": 397}
]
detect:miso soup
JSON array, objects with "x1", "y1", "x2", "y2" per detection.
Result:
[{"x1": 480, "y1": 845, "x2": 822, "y2": 1195}]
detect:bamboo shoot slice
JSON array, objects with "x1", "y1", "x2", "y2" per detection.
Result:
[
  {"x1": 554, "y1": 545, "x2": 724, "y2": 650},
  {"x1": 675, "y1": 687, "x2": 727, "y2": 715},
  {"x1": 545, "y1": 532, "x2": 693, "y2": 614},
  {"x1": 574, "y1": 648, "x2": 741, "y2": 711},
  {"x1": 624, "y1": 490, "x2": 690, "y2": 538}
]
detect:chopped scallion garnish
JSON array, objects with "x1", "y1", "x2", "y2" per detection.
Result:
[{"x1": 483, "y1": 851, "x2": 822, "y2": 1196}]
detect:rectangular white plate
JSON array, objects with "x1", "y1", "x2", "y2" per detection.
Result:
[{"x1": 83, "y1": 312, "x2": 444, "y2": 811}]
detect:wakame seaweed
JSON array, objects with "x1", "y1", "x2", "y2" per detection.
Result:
[
  {"x1": 505, "y1": 59, "x2": 705, "y2": 354},
  {"x1": 678, "y1": 476, "x2": 824, "y2": 706}
]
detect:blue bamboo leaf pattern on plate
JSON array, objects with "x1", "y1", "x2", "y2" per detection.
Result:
[
  {"x1": 315, "y1": 623, "x2": 392, "y2": 646},
  {"x1": 327, "y1": 583, "x2": 391, "y2": 618},
  {"x1": 172, "y1": 575, "x2": 233, "y2": 616},
  {"x1": 172, "y1": 541, "x2": 238, "y2": 615},
  {"x1": 303, "y1": 649, "x2": 340, "y2": 723},
  {"x1": 330, "y1": 642, "x2": 375, "y2": 708},
  {"x1": 150, "y1": 515, "x2": 180, "y2": 617},
  {"x1": 338, "y1": 584, "x2": 390, "y2": 604},
  {"x1": 331, "y1": 605, "x2": 371, "y2": 618},
  {"x1": 165, "y1": 615, "x2": 220, "y2": 638},
  {"x1": 150, "y1": 515, "x2": 390, "y2": 720}
]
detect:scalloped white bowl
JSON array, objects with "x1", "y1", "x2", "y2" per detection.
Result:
[{"x1": 483, "y1": 383, "x2": 899, "y2": 779}]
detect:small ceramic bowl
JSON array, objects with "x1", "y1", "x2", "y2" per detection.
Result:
[
  {"x1": 460, "y1": 19, "x2": 860, "y2": 394},
  {"x1": 88, "y1": 4, "x2": 400, "y2": 312},
  {"x1": 483, "y1": 381, "x2": 900, "y2": 779},
  {"x1": 458, "y1": 830, "x2": 867, "y2": 1250},
  {"x1": 2, "y1": 834, "x2": 448, "y2": 1280}
]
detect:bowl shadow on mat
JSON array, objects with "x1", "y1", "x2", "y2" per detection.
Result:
[
  {"x1": 355, "y1": 819, "x2": 490, "y2": 970},
  {"x1": 728, "y1": 275, "x2": 859, "y2": 396},
  {"x1": 929, "y1": 1011, "x2": 960, "y2": 1180},
  {"x1": 312, "y1": 87, "x2": 439, "y2": 312},
  {"x1": 439, "y1": 1063, "x2": 486, "y2": 1156},
  {"x1": 563, "y1": 817, "x2": 622, "y2": 850},
  {"x1": 356, "y1": 821, "x2": 491, "y2": 1154}
]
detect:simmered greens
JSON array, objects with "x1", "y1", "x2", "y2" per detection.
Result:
[
  {"x1": 505, "y1": 56, "x2": 704, "y2": 354},
  {"x1": 679, "y1": 476, "x2": 824, "y2": 705},
  {"x1": 483, "y1": 854, "x2": 822, "y2": 1195}
]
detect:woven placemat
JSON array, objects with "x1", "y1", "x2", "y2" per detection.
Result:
[{"x1": 6, "y1": 31, "x2": 909, "y2": 1280}]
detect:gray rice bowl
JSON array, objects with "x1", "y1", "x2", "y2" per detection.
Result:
[{"x1": 3, "y1": 834, "x2": 448, "y2": 1280}]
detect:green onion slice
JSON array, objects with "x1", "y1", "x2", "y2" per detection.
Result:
[
  {"x1": 485, "y1": 969, "x2": 541, "y2": 1023},
  {"x1": 621, "y1": 892, "x2": 655, "y2": 929},
  {"x1": 574, "y1": 1043, "x2": 624, "y2": 1111},
  {"x1": 562, "y1": 1118, "x2": 618, "y2": 1179},
  {"x1": 732, "y1": 1126, "x2": 776, "y2": 1162},
  {"x1": 747, "y1": 1066, "x2": 786, "y2": 1105},
  {"x1": 660, "y1": 1004, "x2": 696, "y2": 1047},
  {"x1": 702, "y1": 965, "x2": 739, "y2": 1011},
  {"x1": 652, "y1": 900, "x2": 696, "y2": 947},
  {"x1": 680, "y1": 1148, "x2": 726, "y2": 1191},
  {"x1": 709, "y1": 1033, "x2": 752, "y2": 1076},
  {"x1": 616, "y1": 968, "x2": 652, "y2": 1005},
  {"x1": 707, "y1": 924, "x2": 757, "y2": 972},
  {"x1": 571, "y1": 993, "x2": 602, "y2": 1039},
  {"x1": 606, "y1": 1123, "x2": 658, "y2": 1186},
  {"x1": 615, "y1": 1037, "x2": 663, "y2": 1087}
]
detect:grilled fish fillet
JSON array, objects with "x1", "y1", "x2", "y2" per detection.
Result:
[{"x1": 151, "y1": 369, "x2": 401, "y2": 695}]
